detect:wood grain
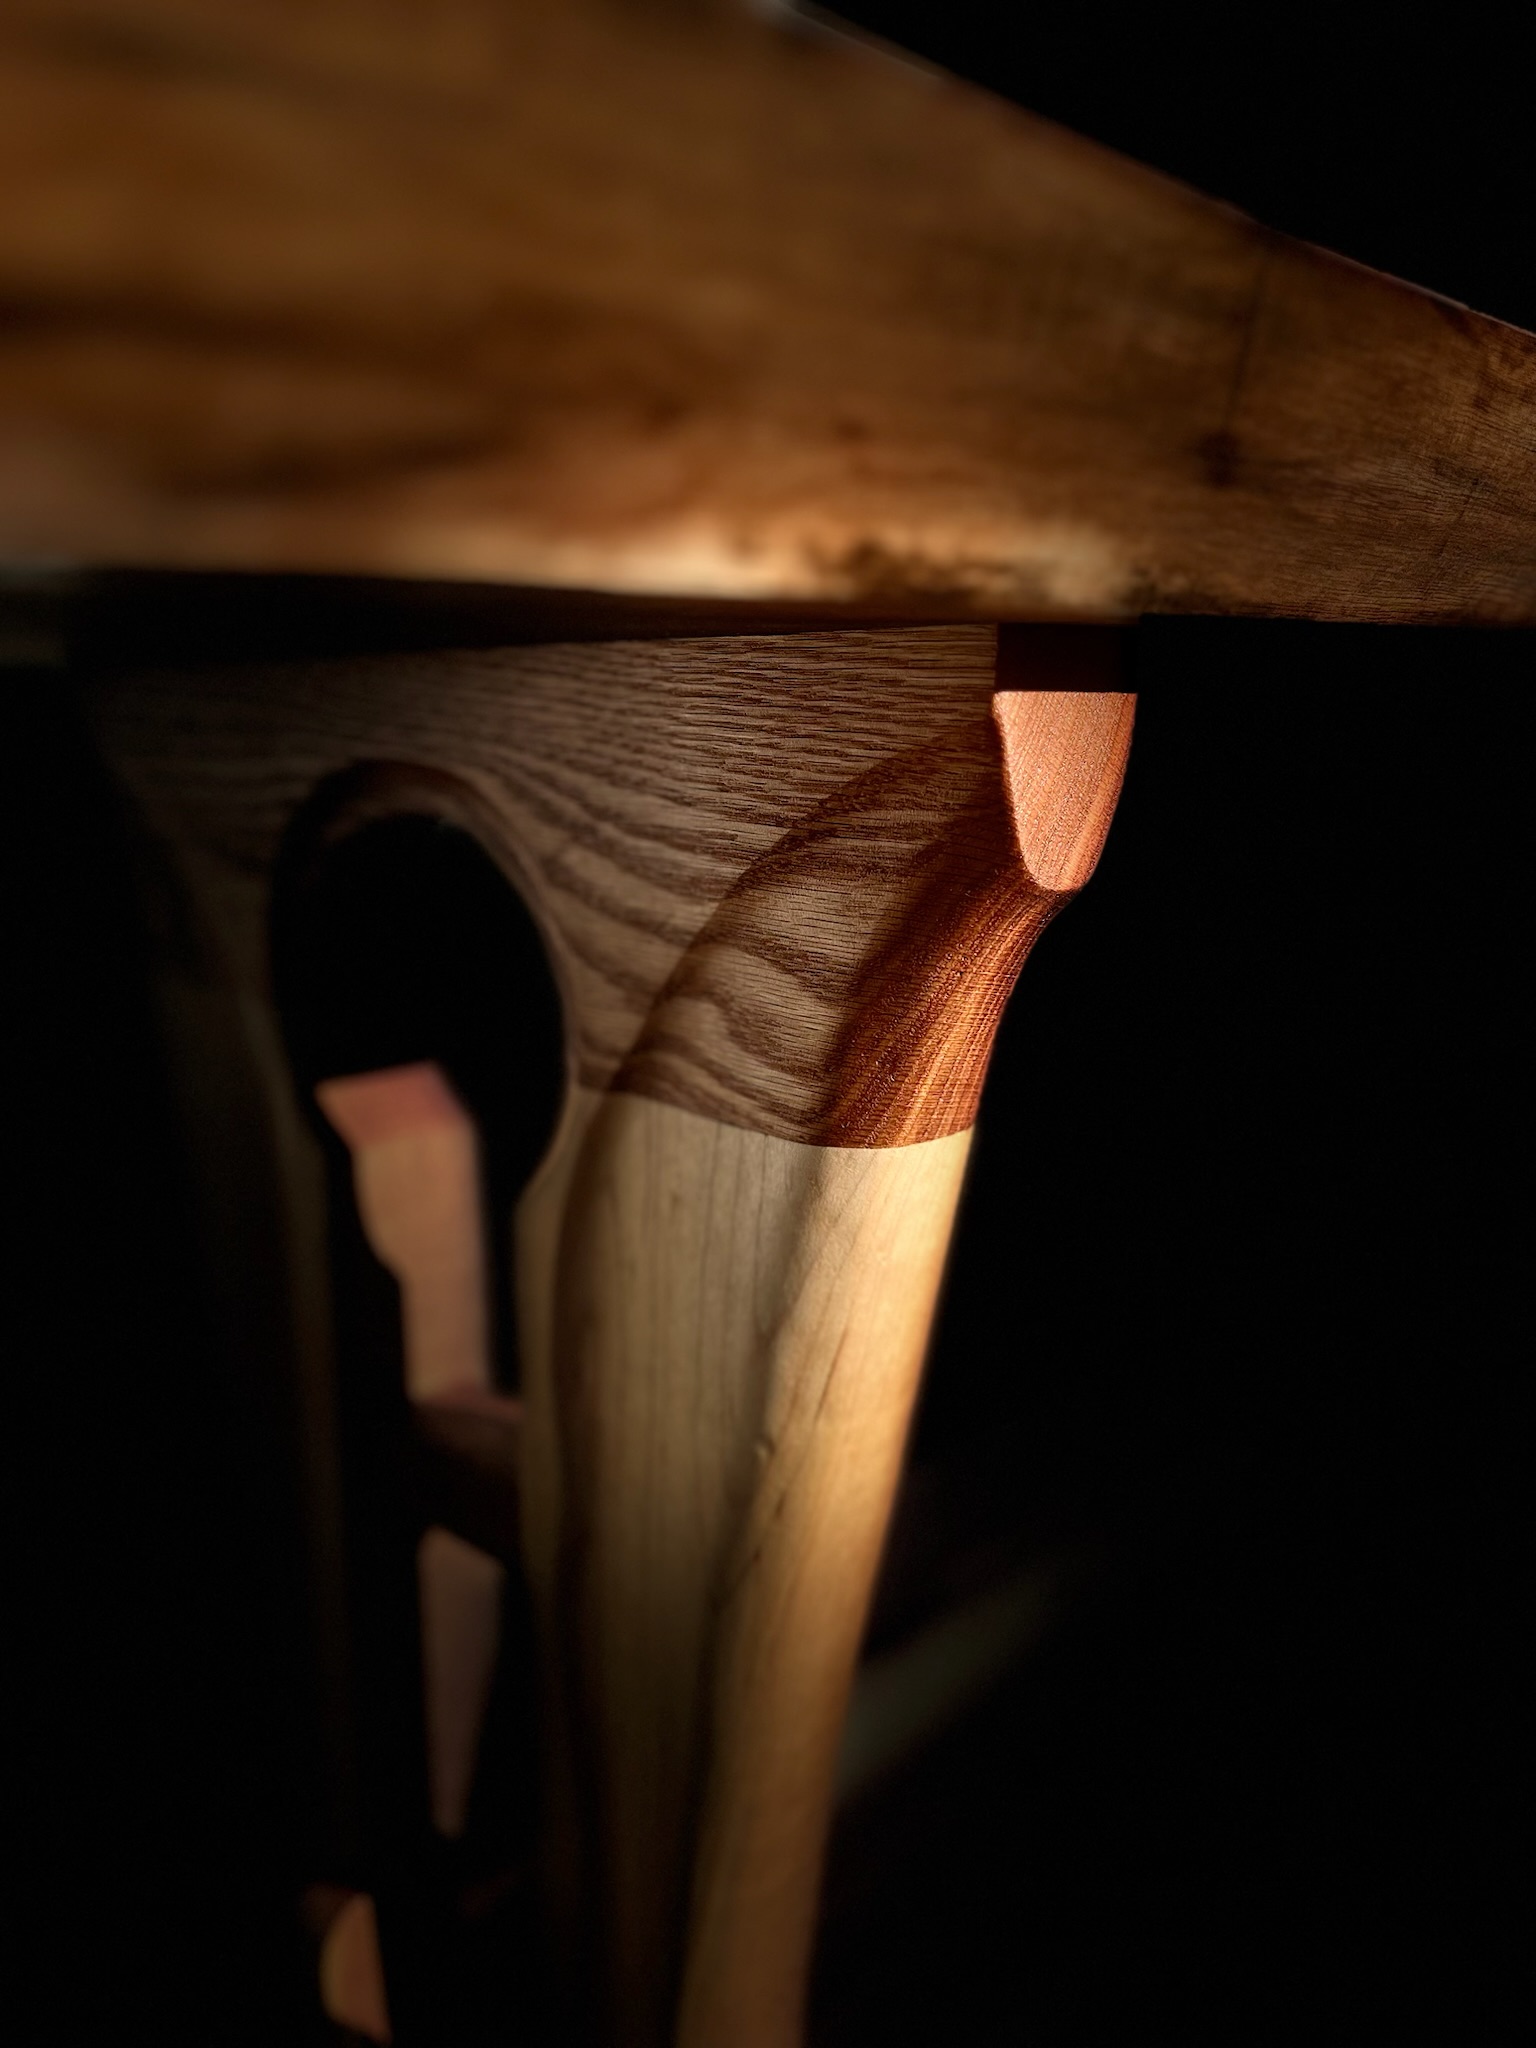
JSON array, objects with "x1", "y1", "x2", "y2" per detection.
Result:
[
  {"x1": 3, "y1": 1, "x2": 1534, "y2": 620},
  {"x1": 318, "y1": 1062, "x2": 505, "y2": 1843},
  {"x1": 515, "y1": 1089, "x2": 974, "y2": 2048},
  {"x1": 318, "y1": 1890, "x2": 392, "y2": 2043},
  {"x1": 90, "y1": 624, "x2": 1131, "y2": 1146}
]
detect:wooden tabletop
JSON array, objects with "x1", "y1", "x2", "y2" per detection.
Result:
[{"x1": 3, "y1": 0, "x2": 1535, "y2": 622}]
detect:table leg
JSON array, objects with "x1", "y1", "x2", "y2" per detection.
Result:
[
  {"x1": 508, "y1": 646, "x2": 1134, "y2": 2046},
  {"x1": 82, "y1": 621, "x2": 1133, "y2": 2045}
]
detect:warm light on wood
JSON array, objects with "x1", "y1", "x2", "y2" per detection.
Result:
[
  {"x1": 92, "y1": 622, "x2": 1131, "y2": 2043},
  {"x1": 516, "y1": 1093, "x2": 973, "y2": 2047},
  {"x1": 316, "y1": 1061, "x2": 491, "y2": 1405},
  {"x1": 318, "y1": 1891, "x2": 391, "y2": 2044},
  {"x1": 10, "y1": 3, "x2": 1517, "y2": 2034},
  {"x1": 3, "y1": 0, "x2": 1534, "y2": 619},
  {"x1": 317, "y1": 1062, "x2": 505, "y2": 1841}
]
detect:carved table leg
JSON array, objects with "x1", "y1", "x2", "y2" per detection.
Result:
[
  {"x1": 82, "y1": 621, "x2": 1132, "y2": 2046},
  {"x1": 504, "y1": 631, "x2": 1134, "y2": 2046}
]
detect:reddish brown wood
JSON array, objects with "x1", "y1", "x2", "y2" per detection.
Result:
[{"x1": 79, "y1": 620, "x2": 1134, "y2": 2045}]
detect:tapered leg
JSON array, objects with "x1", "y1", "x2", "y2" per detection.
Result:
[
  {"x1": 504, "y1": 642, "x2": 1133, "y2": 2046},
  {"x1": 519, "y1": 1095, "x2": 972, "y2": 2046},
  {"x1": 82, "y1": 621, "x2": 1133, "y2": 2046}
]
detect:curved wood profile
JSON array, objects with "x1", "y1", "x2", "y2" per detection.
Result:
[
  {"x1": 617, "y1": 683, "x2": 1132, "y2": 1144},
  {"x1": 81, "y1": 620, "x2": 1131, "y2": 2045},
  {"x1": 316, "y1": 1063, "x2": 510, "y2": 1848},
  {"x1": 85, "y1": 622, "x2": 1123, "y2": 1134},
  {"x1": 507, "y1": 663, "x2": 1130, "y2": 2047},
  {"x1": 3, "y1": 0, "x2": 1535, "y2": 619}
]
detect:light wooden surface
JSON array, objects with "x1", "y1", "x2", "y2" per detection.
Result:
[
  {"x1": 12, "y1": 6, "x2": 1517, "y2": 2033},
  {"x1": 318, "y1": 1890, "x2": 393, "y2": 2044},
  {"x1": 502, "y1": 669, "x2": 1130, "y2": 2043},
  {"x1": 318, "y1": 1063, "x2": 506, "y2": 1847},
  {"x1": 4, "y1": 0, "x2": 1535, "y2": 621},
  {"x1": 78, "y1": 623, "x2": 1132, "y2": 2043},
  {"x1": 318, "y1": 1063, "x2": 492, "y2": 1406}
]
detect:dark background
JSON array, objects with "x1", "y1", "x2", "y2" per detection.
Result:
[
  {"x1": 813, "y1": 632, "x2": 1525, "y2": 2043},
  {"x1": 5, "y1": 6, "x2": 1528, "y2": 2043},
  {"x1": 811, "y1": 5, "x2": 1528, "y2": 2040}
]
